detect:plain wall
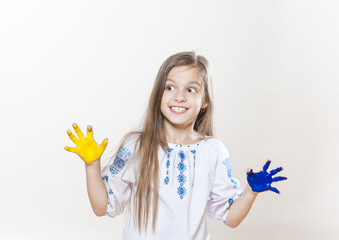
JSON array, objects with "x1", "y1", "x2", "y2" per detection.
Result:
[{"x1": 1, "y1": 0, "x2": 338, "y2": 239}]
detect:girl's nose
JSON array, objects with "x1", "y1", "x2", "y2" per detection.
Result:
[{"x1": 174, "y1": 91, "x2": 186, "y2": 102}]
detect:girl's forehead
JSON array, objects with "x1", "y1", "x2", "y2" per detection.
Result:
[{"x1": 167, "y1": 66, "x2": 201, "y2": 84}]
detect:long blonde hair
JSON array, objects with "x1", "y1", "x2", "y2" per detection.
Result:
[{"x1": 119, "y1": 51, "x2": 214, "y2": 232}]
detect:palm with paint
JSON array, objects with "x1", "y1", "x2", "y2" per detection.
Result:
[
  {"x1": 247, "y1": 160, "x2": 287, "y2": 194},
  {"x1": 65, "y1": 123, "x2": 108, "y2": 164}
]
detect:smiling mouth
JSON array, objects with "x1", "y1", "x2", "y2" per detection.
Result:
[{"x1": 170, "y1": 106, "x2": 188, "y2": 113}]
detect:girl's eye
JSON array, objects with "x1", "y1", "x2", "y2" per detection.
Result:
[
  {"x1": 187, "y1": 87, "x2": 197, "y2": 93},
  {"x1": 165, "y1": 86, "x2": 175, "y2": 91}
]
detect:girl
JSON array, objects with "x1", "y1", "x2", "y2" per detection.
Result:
[{"x1": 65, "y1": 51, "x2": 287, "y2": 239}]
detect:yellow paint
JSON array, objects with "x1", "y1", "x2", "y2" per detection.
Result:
[{"x1": 65, "y1": 123, "x2": 108, "y2": 164}]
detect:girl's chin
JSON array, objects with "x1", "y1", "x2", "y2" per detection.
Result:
[{"x1": 164, "y1": 120, "x2": 194, "y2": 129}]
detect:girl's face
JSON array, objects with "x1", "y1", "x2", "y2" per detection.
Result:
[{"x1": 160, "y1": 65, "x2": 207, "y2": 132}]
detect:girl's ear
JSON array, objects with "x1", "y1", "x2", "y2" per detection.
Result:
[{"x1": 202, "y1": 102, "x2": 208, "y2": 109}]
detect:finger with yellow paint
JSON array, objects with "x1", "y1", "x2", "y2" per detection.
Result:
[{"x1": 65, "y1": 123, "x2": 108, "y2": 164}]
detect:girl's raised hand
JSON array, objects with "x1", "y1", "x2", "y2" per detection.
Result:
[
  {"x1": 247, "y1": 160, "x2": 287, "y2": 194},
  {"x1": 65, "y1": 123, "x2": 108, "y2": 164}
]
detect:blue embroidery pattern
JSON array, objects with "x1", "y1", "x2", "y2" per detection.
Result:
[
  {"x1": 223, "y1": 157, "x2": 240, "y2": 189},
  {"x1": 228, "y1": 198, "x2": 234, "y2": 205},
  {"x1": 164, "y1": 148, "x2": 173, "y2": 185},
  {"x1": 190, "y1": 150, "x2": 196, "y2": 187},
  {"x1": 110, "y1": 146, "x2": 132, "y2": 176},
  {"x1": 223, "y1": 157, "x2": 232, "y2": 178},
  {"x1": 231, "y1": 179, "x2": 240, "y2": 189},
  {"x1": 177, "y1": 151, "x2": 187, "y2": 199}
]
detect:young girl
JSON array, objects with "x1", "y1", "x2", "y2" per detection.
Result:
[{"x1": 65, "y1": 51, "x2": 287, "y2": 239}]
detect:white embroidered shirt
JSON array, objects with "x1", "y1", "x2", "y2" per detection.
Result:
[{"x1": 102, "y1": 137, "x2": 242, "y2": 240}]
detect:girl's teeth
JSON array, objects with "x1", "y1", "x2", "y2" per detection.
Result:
[{"x1": 171, "y1": 107, "x2": 186, "y2": 112}]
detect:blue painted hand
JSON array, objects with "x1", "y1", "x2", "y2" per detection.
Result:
[{"x1": 247, "y1": 160, "x2": 287, "y2": 194}]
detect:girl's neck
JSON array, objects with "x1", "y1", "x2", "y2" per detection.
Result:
[{"x1": 164, "y1": 123, "x2": 202, "y2": 145}]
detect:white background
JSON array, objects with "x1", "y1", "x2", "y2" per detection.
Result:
[{"x1": 1, "y1": 0, "x2": 338, "y2": 239}]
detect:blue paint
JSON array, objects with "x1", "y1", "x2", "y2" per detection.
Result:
[{"x1": 247, "y1": 160, "x2": 287, "y2": 194}]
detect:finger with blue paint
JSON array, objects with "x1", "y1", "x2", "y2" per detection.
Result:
[{"x1": 247, "y1": 159, "x2": 287, "y2": 194}]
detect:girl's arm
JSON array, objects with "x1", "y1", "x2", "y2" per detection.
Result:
[
  {"x1": 85, "y1": 159, "x2": 108, "y2": 216},
  {"x1": 65, "y1": 124, "x2": 109, "y2": 216},
  {"x1": 224, "y1": 185, "x2": 257, "y2": 228},
  {"x1": 225, "y1": 160, "x2": 287, "y2": 228}
]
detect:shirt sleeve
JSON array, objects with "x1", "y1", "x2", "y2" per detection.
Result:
[
  {"x1": 101, "y1": 136, "x2": 137, "y2": 217},
  {"x1": 206, "y1": 139, "x2": 243, "y2": 223}
]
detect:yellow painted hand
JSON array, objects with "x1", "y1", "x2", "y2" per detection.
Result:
[{"x1": 65, "y1": 123, "x2": 108, "y2": 164}]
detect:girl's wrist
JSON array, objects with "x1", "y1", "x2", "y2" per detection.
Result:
[
  {"x1": 85, "y1": 158, "x2": 101, "y2": 168},
  {"x1": 244, "y1": 185, "x2": 258, "y2": 199}
]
